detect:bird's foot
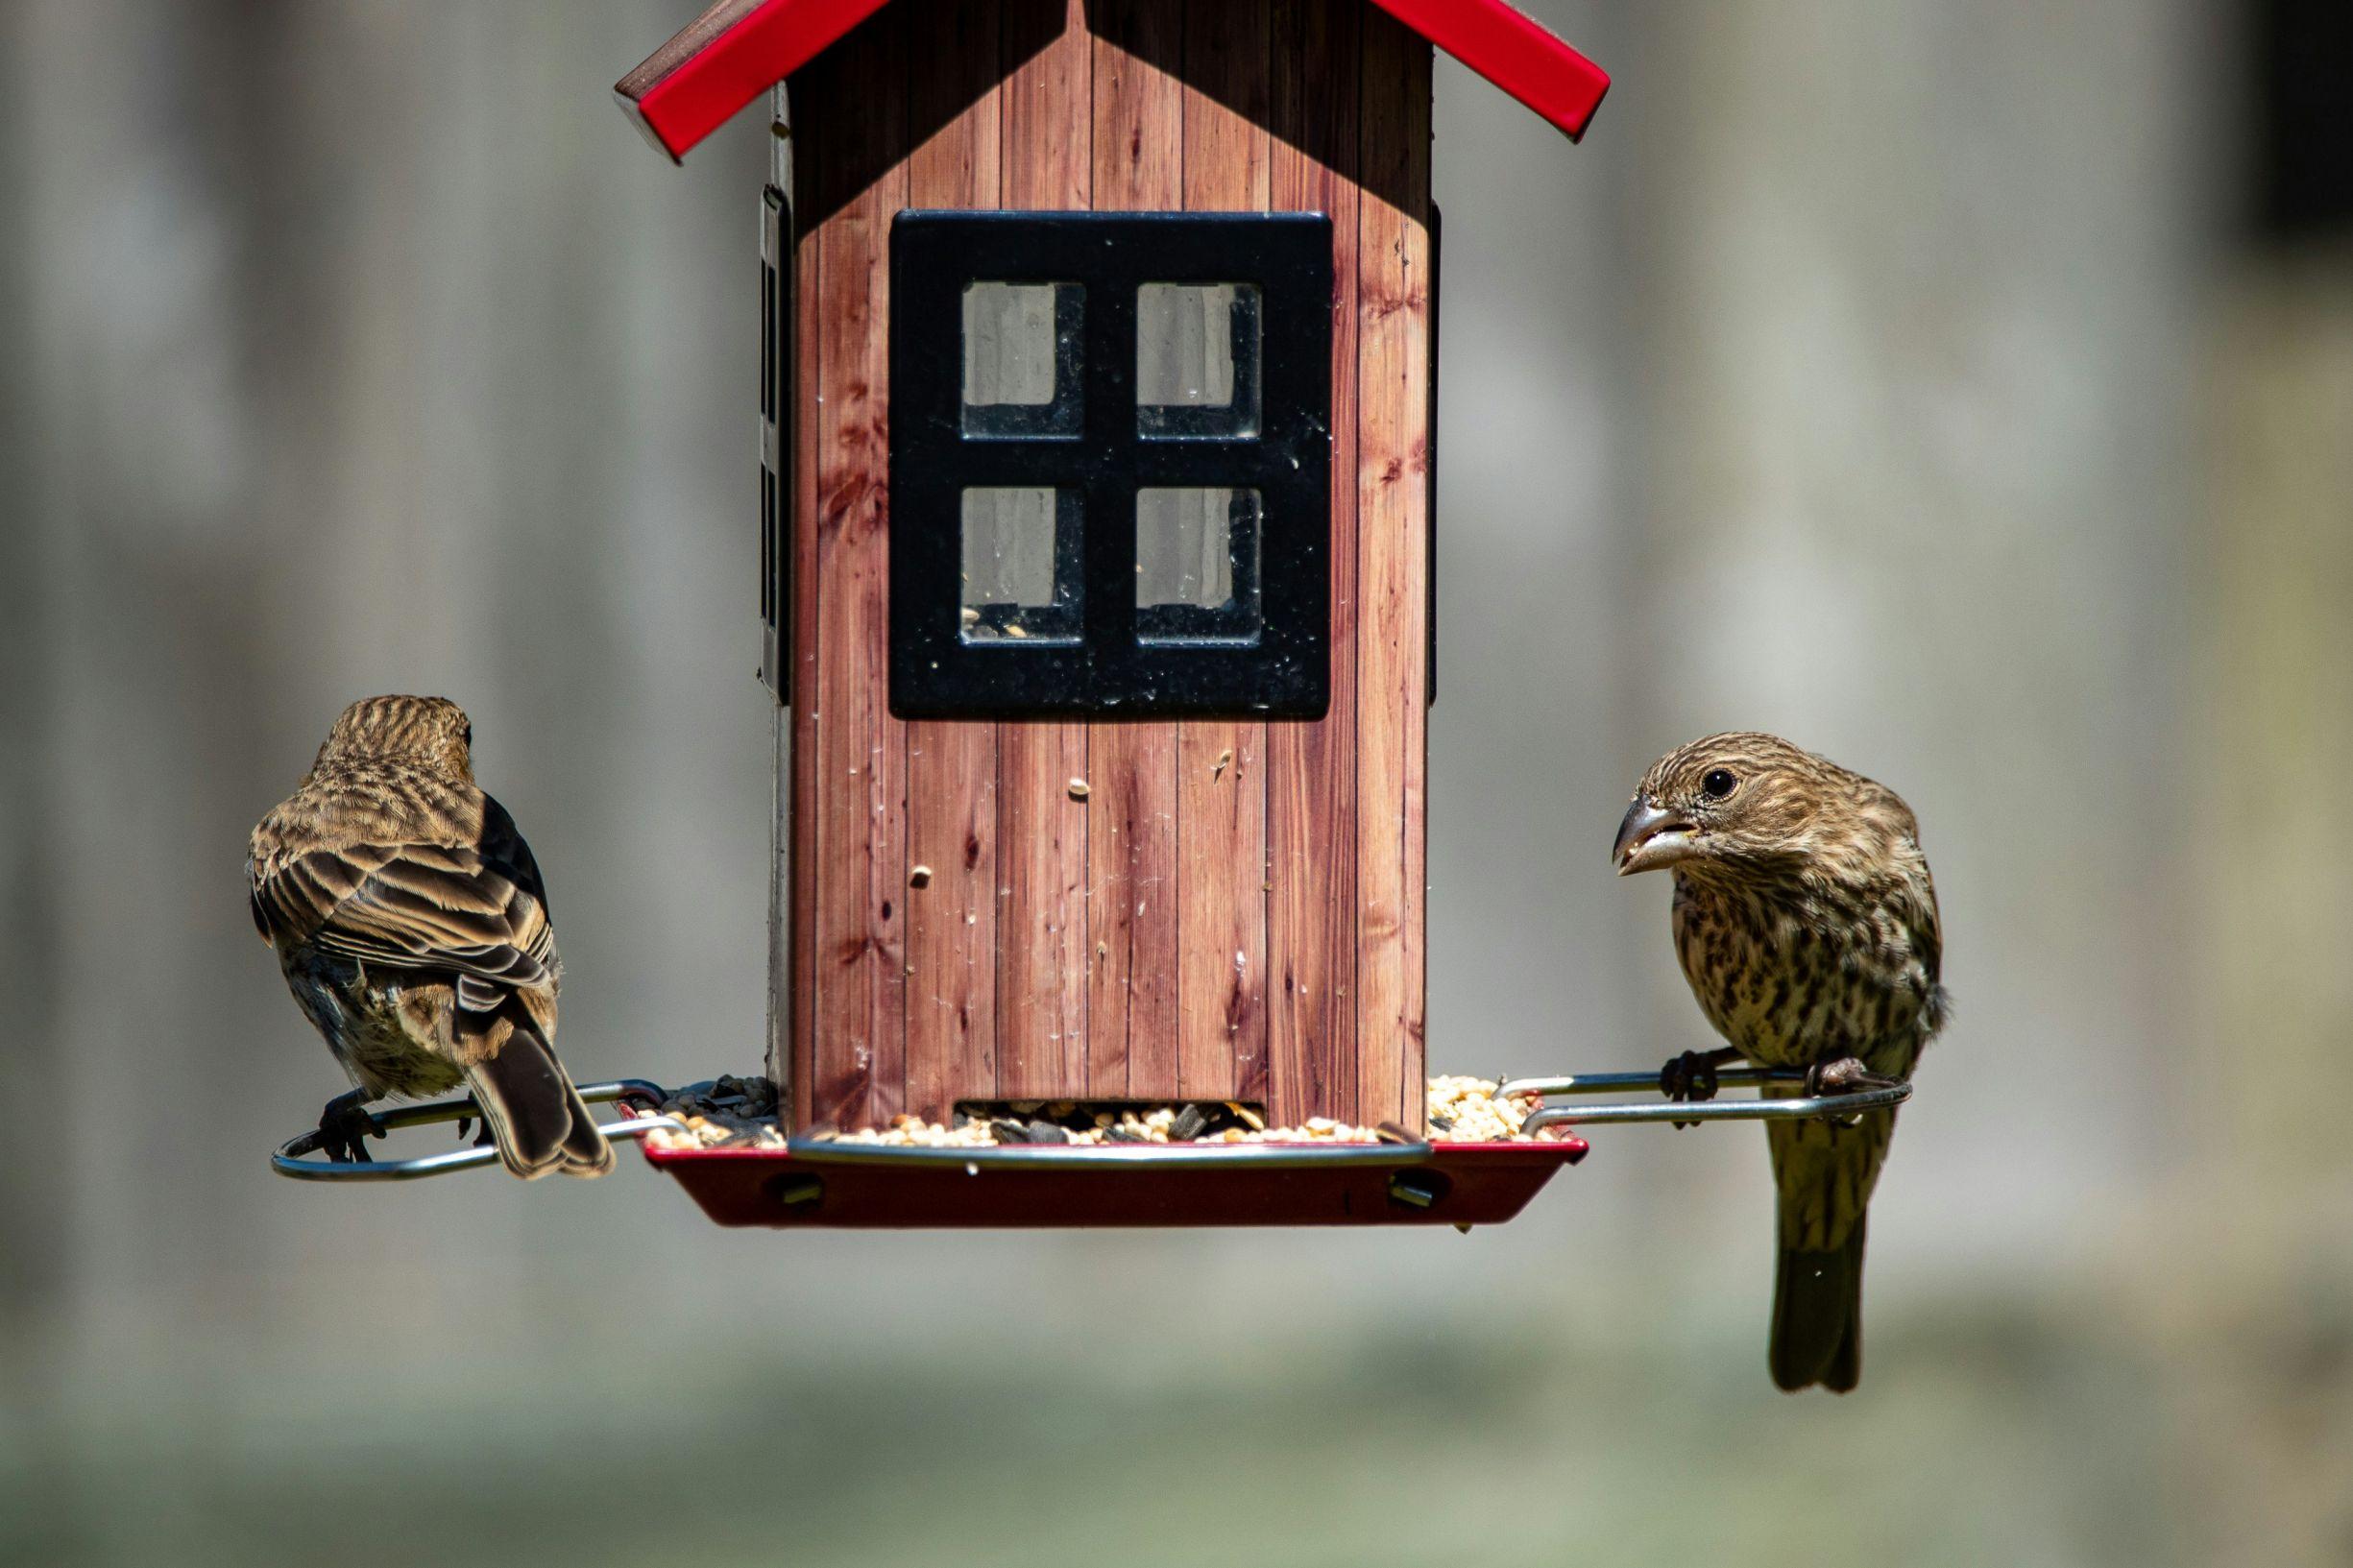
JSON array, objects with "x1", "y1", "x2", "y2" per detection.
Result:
[
  {"x1": 454, "y1": 1114, "x2": 496, "y2": 1148},
  {"x1": 1803, "y1": 1056, "x2": 1902, "y2": 1097},
  {"x1": 317, "y1": 1090, "x2": 386, "y2": 1164},
  {"x1": 1659, "y1": 1048, "x2": 1737, "y2": 1130},
  {"x1": 1803, "y1": 1056, "x2": 1902, "y2": 1124}
]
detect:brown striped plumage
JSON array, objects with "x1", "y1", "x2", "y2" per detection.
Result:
[
  {"x1": 249, "y1": 696, "x2": 611, "y2": 1178},
  {"x1": 1614, "y1": 732, "x2": 1947, "y2": 1392}
]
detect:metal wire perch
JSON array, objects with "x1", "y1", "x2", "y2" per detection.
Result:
[
  {"x1": 1500, "y1": 1066, "x2": 1911, "y2": 1135},
  {"x1": 269, "y1": 1067, "x2": 1908, "y2": 1185},
  {"x1": 271, "y1": 1080, "x2": 682, "y2": 1181}
]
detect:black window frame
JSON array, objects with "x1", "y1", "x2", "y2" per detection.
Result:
[{"x1": 889, "y1": 210, "x2": 1333, "y2": 721}]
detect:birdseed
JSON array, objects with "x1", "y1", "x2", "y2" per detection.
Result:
[
  {"x1": 645, "y1": 1075, "x2": 1554, "y2": 1151},
  {"x1": 1423, "y1": 1075, "x2": 1542, "y2": 1142}
]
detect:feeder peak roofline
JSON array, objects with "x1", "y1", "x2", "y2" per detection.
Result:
[{"x1": 616, "y1": 0, "x2": 1610, "y2": 162}]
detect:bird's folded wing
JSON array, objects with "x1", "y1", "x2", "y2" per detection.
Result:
[{"x1": 251, "y1": 839, "x2": 558, "y2": 1001}]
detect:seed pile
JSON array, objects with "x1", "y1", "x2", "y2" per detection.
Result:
[
  {"x1": 1425, "y1": 1075, "x2": 1541, "y2": 1141},
  {"x1": 647, "y1": 1076, "x2": 1553, "y2": 1151},
  {"x1": 827, "y1": 1100, "x2": 1394, "y2": 1148},
  {"x1": 646, "y1": 1075, "x2": 787, "y2": 1151}
]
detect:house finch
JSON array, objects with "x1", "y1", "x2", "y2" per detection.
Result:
[
  {"x1": 249, "y1": 695, "x2": 612, "y2": 1178},
  {"x1": 1613, "y1": 733, "x2": 1947, "y2": 1391}
]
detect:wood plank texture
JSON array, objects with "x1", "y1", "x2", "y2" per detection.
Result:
[
  {"x1": 1176, "y1": 0, "x2": 1272, "y2": 1104},
  {"x1": 785, "y1": 0, "x2": 1433, "y2": 1132},
  {"x1": 903, "y1": 0, "x2": 1005, "y2": 1122},
  {"x1": 993, "y1": 0, "x2": 1094, "y2": 1097},
  {"x1": 1003, "y1": 0, "x2": 1091, "y2": 208},
  {"x1": 800, "y1": 11, "x2": 911, "y2": 1133},
  {"x1": 1266, "y1": 0, "x2": 1361, "y2": 1128},
  {"x1": 1086, "y1": 0, "x2": 1186, "y2": 1101},
  {"x1": 1353, "y1": 8, "x2": 1431, "y2": 1130}
]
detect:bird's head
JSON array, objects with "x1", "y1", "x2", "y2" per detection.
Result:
[
  {"x1": 312, "y1": 694, "x2": 475, "y2": 783},
  {"x1": 1613, "y1": 732, "x2": 1857, "y2": 881}
]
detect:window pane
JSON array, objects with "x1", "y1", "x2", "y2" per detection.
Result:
[
  {"x1": 962, "y1": 282, "x2": 1083, "y2": 437},
  {"x1": 1136, "y1": 488, "x2": 1262, "y2": 644},
  {"x1": 1136, "y1": 283, "x2": 1261, "y2": 438},
  {"x1": 962, "y1": 488, "x2": 1082, "y2": 643}
]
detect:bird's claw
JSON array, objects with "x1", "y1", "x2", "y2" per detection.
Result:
[
  {"x1": 317, "y1": 1091, "x2": 386, "y2": 1164},
  {"x1": 1803, "y1": 1056, "x2": 1902, "y2": 1123},
  {"x1": 1659, "y1": 1049, "x2": 1724, "y2": 1130}
]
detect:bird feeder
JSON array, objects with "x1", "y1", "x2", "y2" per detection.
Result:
[
  {"x1": 630, "y1": 0, "x2": 1614, "y2": 1227},
  {"x1": 269, "y1": 1, "x2": 1914, "y2": 1221}
]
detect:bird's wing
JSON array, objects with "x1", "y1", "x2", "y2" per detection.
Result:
[
  {"x1": 251, "y1": 836, "x2": 559, "y2": 1002},
  {"x1": 247, "y1": 855, "x2": 277, "y2": 946},
  {"x1": 475, "y1": 793, "x2": 554, "y2": 923}
]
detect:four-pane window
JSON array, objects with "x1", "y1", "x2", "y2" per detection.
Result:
[{"x1": 891, "y1": 213, "x2": 1330, "y2": 719}]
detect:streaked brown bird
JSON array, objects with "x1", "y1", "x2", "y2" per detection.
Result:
[
  {"x1": 1614, "y1": 733, "x2": 1947, "y2": 1392},
  {"x1": 249, "y1": 695, "x2": 612, "y2": 1178}
]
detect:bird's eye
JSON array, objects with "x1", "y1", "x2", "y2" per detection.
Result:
[
  {"x1": 1702, "y1": 768, "x2": 1736, "y2": 799},
  {"x1": 461, "y1": 725, "x2": 473, "y2": 748}
]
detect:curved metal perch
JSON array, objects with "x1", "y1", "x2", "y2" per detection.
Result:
[
  {"x1": 271, "y1": 1066, "x2": 1912, "y2": 1187},
  {"x1": 1500, "y1": 1066, "x2": 1911, "y2": 1134},
  {"x1": 271, "y1": 1080, "x2": 681, "y2": 1182}
]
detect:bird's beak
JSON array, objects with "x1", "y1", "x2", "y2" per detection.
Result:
[{"x1": 1613, "y1": 797, "x2": 1699, "y2": 876}]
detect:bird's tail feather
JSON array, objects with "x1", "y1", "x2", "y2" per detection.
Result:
[
  {"x1": 1770, "y1": 1212, "x2": 1864, "y2": 1393},
  {"x1": 463, "y1": 1024, "x2": 614, "y2": 1180}
]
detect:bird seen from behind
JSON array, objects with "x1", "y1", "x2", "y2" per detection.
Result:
[
  {"x1": 1613, "y1": 732, "x2": 1947, "y2": 1392},
  {"x1": 248, "y1": 695, "x2": 612, "y2": 1179}
]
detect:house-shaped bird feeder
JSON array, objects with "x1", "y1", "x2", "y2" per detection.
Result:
[{"x1": 601, "y1": 0, "x2": 1615, "y2": 1229}]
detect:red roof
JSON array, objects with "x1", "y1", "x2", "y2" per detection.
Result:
[{"x1": 617, "y1": 0, "x2": 1609, "y2": 162}]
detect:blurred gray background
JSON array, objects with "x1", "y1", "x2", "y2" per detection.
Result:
[{"x1": 6, "y1": 2, "x2": 2351, "y2": 1564}]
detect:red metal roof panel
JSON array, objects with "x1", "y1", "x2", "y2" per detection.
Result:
[
  {"x1": 1369, "y1": 0, "x2": 1608, "y2": 141},
  {"x1": 617, "y1": 0, "x2": 1608, "y2": 162}
]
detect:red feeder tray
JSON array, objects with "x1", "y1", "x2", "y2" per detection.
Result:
[{"x1": 640, "y1": 1136, "x2": 1589, "y2": 1230}]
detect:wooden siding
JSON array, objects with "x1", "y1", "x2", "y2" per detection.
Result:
[
  {"x1": 1086, "y1": 0, "x2": 1186, "y2": 1103},
  {"x1": 1175, "y1": 0, "x2": 1272, "y2": 1106},
  {"x1": 789, "y1": 0, "x2": 1430, "y2": 1133},
  {"x1": 993, "y1": 0, "x2": 1095, "y2": 1100},
  {"x1": 902, "y1": 0, "x2": 1006, "y2": 1121},
  {"x1": 1352, "y1": 7, "x2": 1430, "y2": 1129},
  {"x1": 804, "y1": 9, "x2": 910, "y2": 1136},
  {"x1": 1266, "y1": 0, "x2": 1363, "y2": 1128}
]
